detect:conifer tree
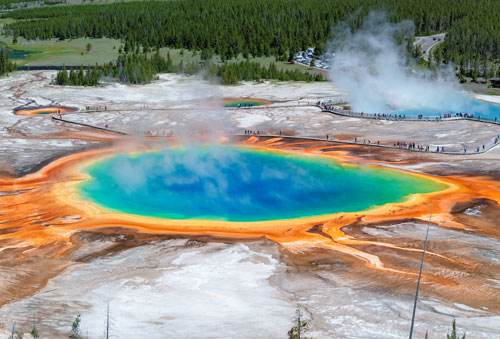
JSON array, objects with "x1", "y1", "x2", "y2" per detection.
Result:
[
  {"x1": 287, "y1": 307, "x2": 312, "y2": 339},
  {"x1": 69, "y1": 314, "x2": 82, "y2": 339},
  {"x1": 447, "y1": 319, "x2": 466, "y2": 339}
]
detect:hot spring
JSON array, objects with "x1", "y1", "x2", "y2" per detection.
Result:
[
  {"x1": 354, "y1": 89, "x2": 500, "y2": 120},
  {"x1": 223, "y1": 98, "x2": 271, "y2": 108},
  {"x1": 77, "y1": 146, "x2": 446, "y2": 222},
  {"x1": 390, "y1": 95, "x2": 500, "y2": 120}
]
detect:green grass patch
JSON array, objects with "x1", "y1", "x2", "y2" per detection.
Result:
[
  {"x1": 482, "y1": 89, "x2": 500, "y2": 96},
  {"x1": 64, "y1": 0, "x2": 173, "y2": 4},
  {"x1": 0, "y1": 36, "x2": 121, "y2": 66},
  {"x1": 0, "y1": 38, "x2": 326, "y2": 76}
]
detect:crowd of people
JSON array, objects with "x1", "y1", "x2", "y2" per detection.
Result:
[
  {"x1": 314, "y1": 101, "x2": 500, "y2": 154},
  {"x1": 317, "y1": 101, "x2": 500, "y2": 124},
  {"x1": 85, "y1": 105, "x2": 108, "y2": 111},
  {"x1": 392, "y1": 141, "x2": 431, "y2": 152},
  {"x1": 352, "y1": 137, "x2": 432, "y2": 152},
  {"x1": 244, "y1": 130, "x2": 260, "y2": 135},
  {"x1": 351, "y1": 135, "x2": 500, "y2": 154},
  {"x1": 57, "y1": 101, "x2": 500, "y2": 156},
  {"x1": 354, "y1": 137, "x2": 500, "y2": 154},
  {"x1": 318, "y1": 102, "x2": 409, "y2": 120},
  {"x1": 145, "y1": 129, "x2": 173, "y2": 137}
]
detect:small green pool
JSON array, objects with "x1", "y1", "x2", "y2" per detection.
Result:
[{"x1": 223, "y1": 99, "x2": 270, "y2": 108}]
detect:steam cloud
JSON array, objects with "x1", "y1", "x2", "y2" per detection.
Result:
[
  {"x1": 170, "y1": 77, "x2": 234, "y2": 139},
  {"x1": 329, "y1": 12, "x2": 475, "y2": 114},
  {"x1": 101, "y1": 73, "x2": 242, "y2": 214},
  {"x1": 134, "y1": 76, "x2": 234, "y2": 140}
]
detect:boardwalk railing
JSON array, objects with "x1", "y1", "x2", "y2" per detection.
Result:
[
  {"x1": 233, "y1": 133, "x2": 500, "y2": 155},
  {"x1": 51, "y1": 102, "x2": 500, "y2": 155},
  {"x1": 52, "y1": 116, "x2": 129, "y2": 135},
  {"x1": 78, "y1": 102, "x2": 317, "y2": 113},
  {"x1": 319, "y1": 102, "x2": 500, "y2": 126}
]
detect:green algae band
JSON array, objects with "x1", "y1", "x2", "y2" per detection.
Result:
[
  {"x1": 78, "y1": 146, "x2": 446, "y2": 222},
  {"x1": 223, "y1": 99, "x2": 270, "y2": 107}
]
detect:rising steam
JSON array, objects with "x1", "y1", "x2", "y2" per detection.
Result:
[{"x1": 329, "y1": 12, "x2": 475, "y2": 114}]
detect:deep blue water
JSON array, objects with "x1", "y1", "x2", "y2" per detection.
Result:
[{"x1": 78, "y1": 146, "x2": 446, "y2": 222}]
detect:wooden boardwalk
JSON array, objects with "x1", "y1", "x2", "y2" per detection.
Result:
[{"x1": 52, "y1": 104, "x2": 500, "y2": 155}]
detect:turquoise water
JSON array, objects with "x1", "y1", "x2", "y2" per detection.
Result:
[
  {"x1": 78, "y1": 146, "x2": 446, "y2": 222},
  {"x1": 391, "y1": 95, "x2": 500, "y2": 120},
  {"x1": 0, "y1": 42, "x2": 32, "y2": 60},
  {"x1": 223, "y1": 100, "x2": 267, "y2": 107}
]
